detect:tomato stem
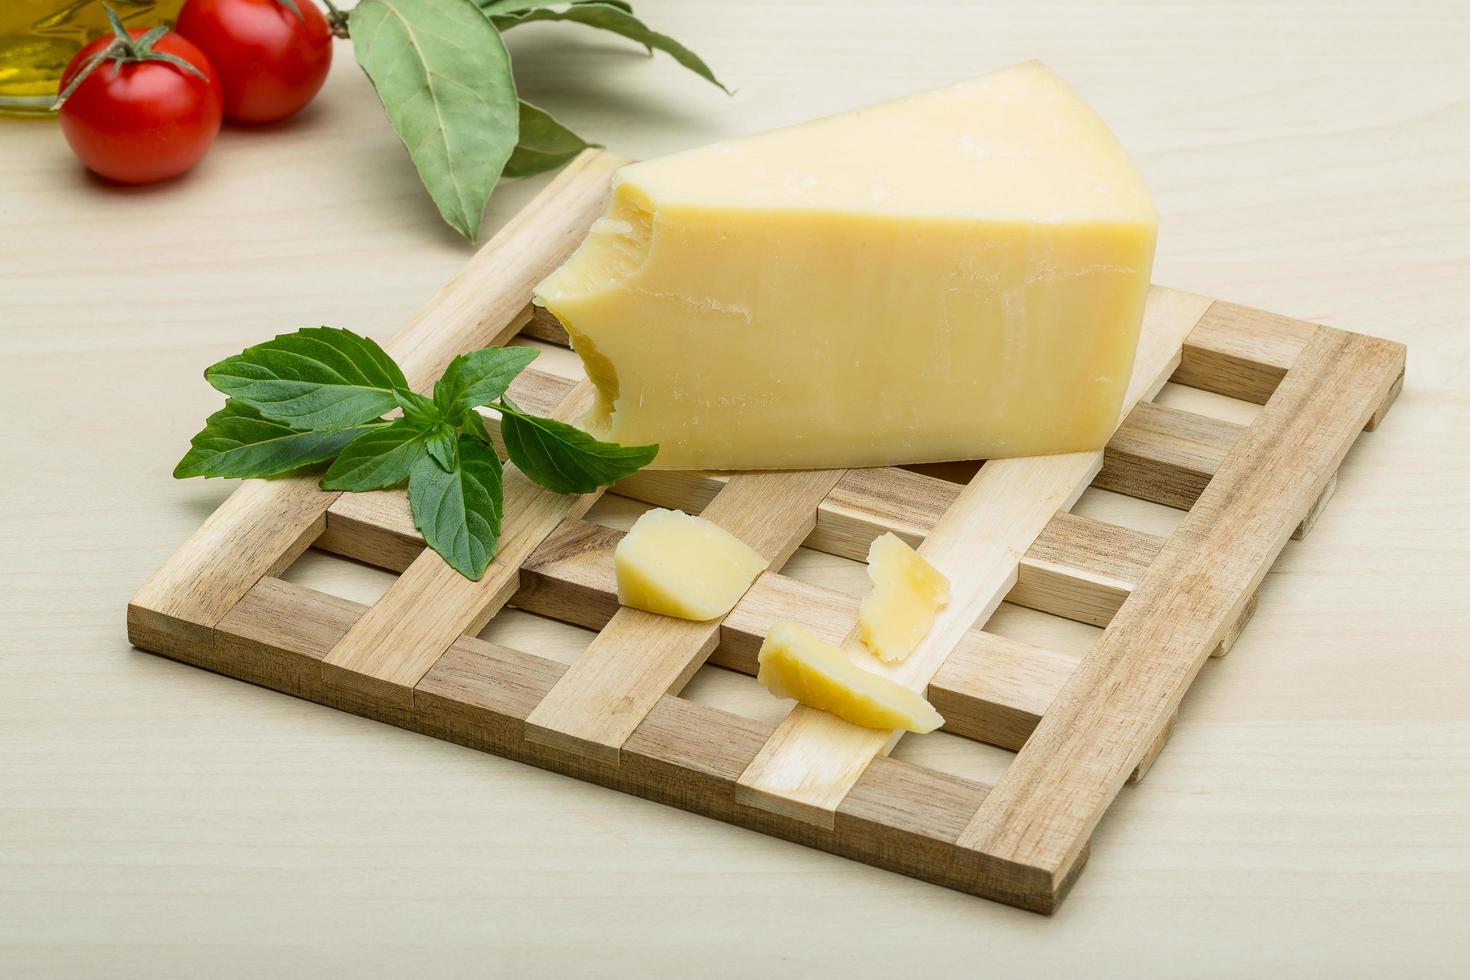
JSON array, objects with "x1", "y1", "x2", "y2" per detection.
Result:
[
  {"x1": 52, "y1": 5, "x2": 210, "y2": 110},
  {"x1": 321, "y1": 0, "x2": 351, "y2": 39}
]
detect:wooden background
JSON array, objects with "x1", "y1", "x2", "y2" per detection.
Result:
[{"x1": 3, "y1": 0, "x2": 1467, "y2": 975}]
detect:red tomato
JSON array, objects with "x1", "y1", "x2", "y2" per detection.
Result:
[
  {"x1": 58, "y1": 30, "x2": 223, "y2": 185},
  {"x1": 176, "y1": 0, "x2": 333, "y2": 124}
]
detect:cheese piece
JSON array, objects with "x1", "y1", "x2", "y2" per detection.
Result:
[
  {"x1": 858, "y1": 533, "x2": 949, "y2": 663},
  {"x1": 535, "y1": 60, "x2": 1157, "y2": 471},
  {"x1": 756, "y1": 621, "x2": 944, "y2": 733},
  {"x1": 614, "y1": 508, "x2": 766, "y2": 621}
]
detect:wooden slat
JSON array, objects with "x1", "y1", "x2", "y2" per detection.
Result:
[
  {"x1": 519, "y1": 304, "x2": 573, "y2": 346},
  {"x1": 1296, "y1": 472, "x2": 1339, "y2": 540},
  {"x1": 609, "y1": 464, "x2": 956, "y2": 556},
  {"x1": 733, "y1": 287, "x2": 1215, "y2": 828},
  {"x1": 1009, "y1": 511, "x2": 1159, "y2": 627},
  {"x1": 812, "y1": 467, "x2": 949, "y2": 554},
  {"x1": 1096, "y1": 401, "x2": 1242, "y2": 509},
  {"x1": 1126, "y1": 711, "x2": 1177, "y2": 784},
  {"x1": 482, "y1": 364, "x2": 576, "y2": 430},
  {"x1": 1365, "y1": 368, "x2": 1405, "y2": 431},
  {"x1": 1172, "y1": 300, "x2": 1317, "y2": 404},
  {"x1": 522, "y1": 469, "x2": 845, "y2": 764},
  {"x1": 927, "y1": 633, "x2": 1079, "y2": 751},
  {"x1": 953, "y1": 326, "x2": 1406, "y2": 908},
  {"x1": 128, "y1": 148, "x2": 627, "y2": 644},
  {"x1": 512, "y1": 520, "x2": 626, "y2": 627},
  {"x1": 314, "y1": 487, "x2": 419, "y2": 572},
  {"x1": 319, "y1": 383, "x2": 600, "y2": 707},
  {"x1": 609, "y1": 468, "x2": 725, "y2": 518}
]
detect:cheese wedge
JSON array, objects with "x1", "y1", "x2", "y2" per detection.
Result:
[
  {"x1": 614, "y1": 508, "x2": 767, "y2": 620},
  {"x1": 756, "y1": 621, "x2": 944, "y2": 734},
  {"x1": 858, "y1": 533, "x2": 949, "y2": 663},
  {"x1": 535, "y1": 60, "x2": 1157, "y2": 471}
]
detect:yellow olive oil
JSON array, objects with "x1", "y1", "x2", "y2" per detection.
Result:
[{"x1": 0, "y1": 0, "x2": 184, "y2": 115}]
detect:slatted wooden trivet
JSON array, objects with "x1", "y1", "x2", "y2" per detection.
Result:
[{"x1": 129, "y1": 150, "x2": 1406, "y2": 913}]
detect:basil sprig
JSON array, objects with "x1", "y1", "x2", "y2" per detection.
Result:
[{"x1": 176, "y1": 327, "x2": 657, "y2": 579}]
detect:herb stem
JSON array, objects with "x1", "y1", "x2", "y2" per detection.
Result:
[{"x1": 321, "y1": 0, "x2": 351, "y2": 38}]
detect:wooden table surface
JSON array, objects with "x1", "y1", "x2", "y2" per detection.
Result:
[{"x1": 3, "y1": 0, "x2": 1467, "y2": 975}]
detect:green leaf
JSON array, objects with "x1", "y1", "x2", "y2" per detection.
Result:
[
  {"x1": 409, "y1": 434, "x2": 504, "y2": 578},
  {"x1": 426, "y1": 424, "x2": 458, "y2": 470},
  {"x1": 204, "y1": 327, "x2": 408, "y2": 431},
  {"x1": 479, "y1": 0, "x2": 631, "y2": 15},
  {"x1": 490, "y1": 2, "x2": 727, "y2": 91},
  {"x1": 461, "y1": 407, "x2": 495, "y2": 445},
  {"x1": 352, "y1": 0, "x2": 520, "y2": 241},
  {"x1": 320, "y1": 419, "x2": 431, "y2": 490},
  {"x1": 174, "y1": 400, "x2": 377, "y2": 479},
  {"x1": 504, "y1": 101, "x2": 596, "y2": 179},
  {"x1": 395, "y1": 388, "x2": 443, "y2": 430},
  {"x1": 500, "y1": 397, "x2": 657, "y2": 493},
  {"x1": 433, "y1": 345, "x2": 539, "y2": 419}
]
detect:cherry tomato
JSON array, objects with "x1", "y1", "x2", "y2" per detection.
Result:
[
  {"x1": 176, "y1": 0, "x2": 333, "y2": 124},
  {"x1": 57, "y1": 28, "x2": 223, "y2": 185}
]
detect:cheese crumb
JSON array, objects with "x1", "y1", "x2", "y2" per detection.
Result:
[{"x1": 858, "y1": 533, "x2": 950, "y2": 663}]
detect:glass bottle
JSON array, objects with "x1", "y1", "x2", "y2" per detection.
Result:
[{"x1": 0, "y1": 0, "x2": 186, "y2": 116}]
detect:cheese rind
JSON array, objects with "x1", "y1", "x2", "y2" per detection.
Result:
[
  {"x1": 614, "y1": 508, "x2": 767, "y2": 621},
  {"x1": 858, "y1": 533, "x2": 950, "y2": 663},
  {"x1": 535, "y1": 61, "x2": 1157, "y2": 471},
  {"x1": 756, "y1": 621, "x2": 944, "y2": 734}
]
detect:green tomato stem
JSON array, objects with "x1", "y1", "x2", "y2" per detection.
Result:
[
  {"x1": 321, "y1": 0, "x2": 351, "y2": 38},
  {"x1": 52, "y1": 4, "x2": 208, "y2": 110}
]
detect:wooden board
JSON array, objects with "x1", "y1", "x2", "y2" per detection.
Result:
[{"x1": 127, "y1": 149, "x2": 1406, "y2": 914}]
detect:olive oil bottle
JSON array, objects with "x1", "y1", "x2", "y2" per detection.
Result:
[{"x1": 0, "y1": 0, "x2": 184, "y2": 115}]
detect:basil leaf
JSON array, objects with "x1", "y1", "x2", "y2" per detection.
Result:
[
  {"x1": 205, "y1": 326, "x2": 407, "y2": 431},
  {"x1": 409, "y1": 434, "x2": 504, "y2": 578},
  {"x1": 490, "y1": 2, "x2": 726, "y2": 91},
  {"x1": 500, "y1": 398, "x2": 658, "y2": 493},
  {"x1": 320, "y1": 419, "x2": 430, "y2": 491},
  {"x1": 504, "y1": 101, "x2": 596, "y2": 179},
  {"x1": 461, "y1": 408, "x2": 495, "y2": 445},
  {"x1": 352, "y1": 0, "x2": 520, "y2": 241},
  {"x1": 433, "y1": 346, "x2": 539, "y2": 420},
  {"x1": 395, "y1": 388, "x2": 443, "y2": 430},
  {"x1": 174, "y1": 400, "x2": 376, "y2": 479},
  {"x1": 426, "y1": 424, "x2": 458, "y2": 471}
]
